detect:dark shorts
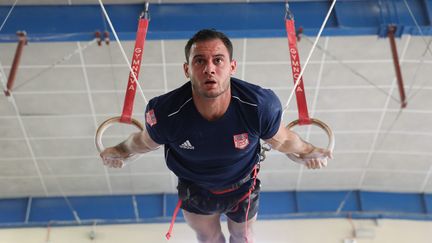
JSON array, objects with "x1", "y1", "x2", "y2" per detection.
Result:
[{"x1": 177, "y1": 179, "x2": 261, "y2": 223}]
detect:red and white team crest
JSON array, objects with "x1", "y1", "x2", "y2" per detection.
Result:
[
  {"x1": 146, "y1": 109, "x2": 157, "y2": 126},
  {"x1": 233, "y1": 133, "x2": 249, "y2": 149}
]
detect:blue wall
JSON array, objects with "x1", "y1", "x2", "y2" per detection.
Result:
[
  {"x1": 1, "y1": 190, "x2": 432, "y2": 228},
  {"x1": 1, "y1": 0, "x2": 432, "y2": 42}
]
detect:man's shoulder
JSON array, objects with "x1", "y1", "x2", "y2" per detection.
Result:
[
  {"x1": 148, "y1": 82, "x2": 191, "y2": 108},
  {"x1": 146, "y1": 82, "x2": 193, "y2": 123},
  {"x1": 231, "y1": 77, "x2": 262, "y2": 91},
  {"x1": 231, "y1": 77, "x2": 278, "y2": 106}
]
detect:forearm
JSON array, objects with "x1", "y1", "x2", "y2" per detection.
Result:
[
  {"x1": 266, "y1": 125, "x2": 314, "y2": 155},
  {"x1": 265, "y1": 124, "x2": 332, "y2": 169},
  {"x1": 116, "y1": 130, "x2": 159, "y2": 155},
  {"x1": 276, "y1": 134, "x2": 313, "y2": 155}
]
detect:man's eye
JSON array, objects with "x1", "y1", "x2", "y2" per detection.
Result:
[{"x1": 215, "y1": 58, "x2": 223, "y2": 64}]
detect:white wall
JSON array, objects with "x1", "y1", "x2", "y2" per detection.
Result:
[{"x1": 1, "y1": 218, "x2": 431, "y2": 243}]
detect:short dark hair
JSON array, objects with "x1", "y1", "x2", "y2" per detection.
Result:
[{"x1": 184, "y1": 29, "x2": 233, "y2": 63}]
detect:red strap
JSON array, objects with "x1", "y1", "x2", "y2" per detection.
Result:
[
  {"x1": 166, "y1": 199, "x2": 182, "y2": 240},
  {"x1": 285, "y1": 19, "x2": 311, "y2": 125},
  {"x1": 165, "y1": 166, "x2": 259, "y2": 241},
  {"x1": 243, "y1": 192, "x2": 252, "y2": 243},
  {"x1": 243, "y1": 166, "x2": 258, "y2": 243},
  {"x1": 211, "y1": 187, "x2": 241, "y2": 195},
  {"x1": 120, "y1": 18, "x2": 149, "y2": 123}
]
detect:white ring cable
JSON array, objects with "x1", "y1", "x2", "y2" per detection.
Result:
[
  {"x1": 0, "y1": 0, "x2": 19, "y2": 32},
  {"x1": 275, "y1": 1, "x2": 337, "y2": 163},
  {"x1": 96, "y1": 1, "x2": 153, "y2": 165},
  {"x1": 97, "y1": 0, "x2": 148, "y2": 104}
]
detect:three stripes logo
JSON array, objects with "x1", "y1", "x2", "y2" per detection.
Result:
[{"x1": 179, "y1": 140, "x2": 195, "y2": 150}]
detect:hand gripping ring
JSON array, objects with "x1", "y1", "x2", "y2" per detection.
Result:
[
  {"x1": 95, "y1": 116, "x2": 144, "y2": 153},
  {"x1": 285, "y1": 118, "x2": 334, "y2": 162}
]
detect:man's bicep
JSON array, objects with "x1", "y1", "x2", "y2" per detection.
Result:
[{"x1": 264, "y1": 123, "x2": 285, "y2": 149}]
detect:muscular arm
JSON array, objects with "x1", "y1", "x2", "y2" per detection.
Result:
[
  {"x1": 116, "y1": 129, "x2": 160, "y2": 155},
  {"x1": 265, "y1": 123, "x2": 332, "y2": 169},
  {"x1": 265, "y1": 124, "x2": 314, "y2": 155},
  {"x1": 100, "y1": 128, "x2": 160, "y2": 168}
]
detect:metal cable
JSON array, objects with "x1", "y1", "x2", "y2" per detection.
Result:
[{"x1": 0, "y1": 0, "x2": 19, "y2": 33}]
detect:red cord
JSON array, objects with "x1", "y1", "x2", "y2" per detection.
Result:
[
  {"x1": 166, "y1": 199, "x2": 182, "y2": 240},
  {"x1": 166, "y1": 166, "x2": 259, "y2": 241},
  {"x1": 244, "y1": 190, "x2": 252, "y2": 243},
  {"x1": 244, "y1": 166, "x2": 258, "y2": 243}
]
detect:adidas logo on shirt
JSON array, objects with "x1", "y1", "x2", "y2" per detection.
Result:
[{"x1": 179, "y1": 140, "x2": 195, "y2": 150}]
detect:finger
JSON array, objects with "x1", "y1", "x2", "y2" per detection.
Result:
[
  {"x1": 312, "y1": 159, "x2": 318, "y2": 169},
  {"x1": 103, "y1": 159, "x2": 112, "y2": 166},
  {"x1": 306, "y1": 160, "x2": 316, "y2": 169},
  {"x1": 310, "y1": 160, "x2": 316, "y2": 169},
  {"x1": 108, "y1": 159, "x2": 119, "y2": 168},
  {"x1": 321, "y1": 158, "x2": 328, "y2": 167},
  {"x1": 315, "y1": 159, "x2": 321, "y2": 169},
  {"x1": 117, "y1": 160, "x2": 125, "y2": 168},
  {"x1": 308, "y1": 160, "x2": 315, "y2": 169},
  {"x1": 324, "y1": 150, "x2": 333, "y2": 159},
  {"x1": 107, "y1": 160, "x2": 115, "y2": 168}
]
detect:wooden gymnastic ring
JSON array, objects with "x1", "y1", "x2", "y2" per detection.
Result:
[
  {"x1": 285, "y1": 118, "x2": 334, "y2": 162},
  {"x1": 95, "y1": 116, "x2": 144, "y2": 153}
]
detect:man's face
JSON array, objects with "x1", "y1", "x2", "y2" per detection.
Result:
[{"x1": 184, "y1": 39, "x2": 237, "y2": 99}]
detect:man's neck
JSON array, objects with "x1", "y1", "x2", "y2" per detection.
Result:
[{"x1": 193, "y1": 90, "x2": 231, "y2": 121}]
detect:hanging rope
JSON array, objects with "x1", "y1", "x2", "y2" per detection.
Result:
[
  {"x1": 97, "y1": 0, "x2": 148, "y2": 105},
  {"x1": 283, "y1": 0, "x2": 337, "y2": 114},
  {"x1": 285, "y1": 8, "x2": 310, "y2": 125},
  {"x1": 95, "y1": 2, "x2": 151, "y2": 162},
  {"x1": 259, "y1": 1, "x2": 337, "y2": 161}
]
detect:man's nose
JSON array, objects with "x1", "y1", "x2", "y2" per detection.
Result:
[{"x1": 204, "y1": 62, "x2": 216, "y2": 74}]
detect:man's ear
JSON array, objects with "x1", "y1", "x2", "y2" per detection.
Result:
[
  {"x1": 183, "y1": 62, "x2": 190, "y2": 78},
  {"x1": 230, "y1": 59, "x2": 237, "y2": 75}
]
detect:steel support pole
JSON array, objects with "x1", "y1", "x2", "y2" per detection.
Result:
[
  {"x1": 4, "y1": 31, "x2": 27, "y2": 96},
  {"x1": 388, "y1": 25, "x2": 407, "y2": 108}
]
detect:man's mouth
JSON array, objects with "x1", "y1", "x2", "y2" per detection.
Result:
[{"x1": 204, "y1": 80, "x2": 217, "y2": 85}]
